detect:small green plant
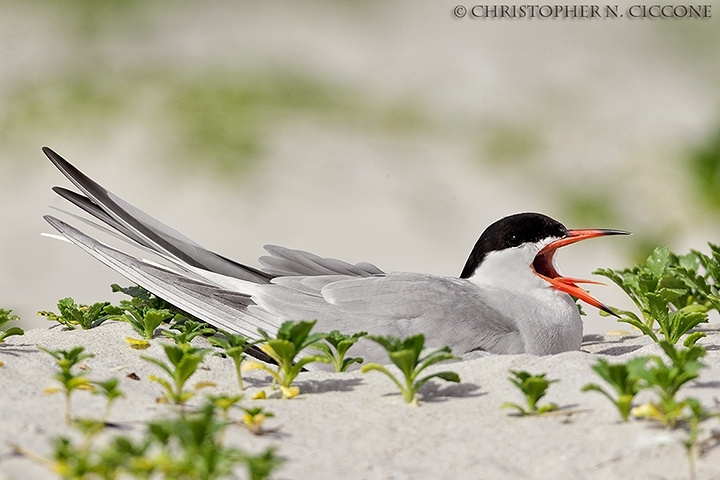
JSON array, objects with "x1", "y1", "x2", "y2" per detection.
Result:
[
  {"x1": 49, "y1": 435, "x2": 98, "y2": 479},
  {"x1": 245, "y1": 447, "x2": 283, "y2": 480},
  {"x1": 149, "y1": 410, "x2": 235, "y2": 477},
  {"x1": 311, "y1": 330, "x2": 367, "y2": 372},
  {"x1": 142, "y1": 343, "x2": 214, "y2": 405},
  {"x1": 240, "y1": 406, "x2": 276, "y2": 435},
  {"x1": 20, "y1": 368, "x2": 280, "y2": 480},
  {"x1": 360, "y1": 334, "x2": 460, "y2": 405},
  {"x1": 584, "y1": 341, "x2": 707, "y2": 428},
  {"x1": 582, "y1": 357, "x2": 649, "y2": 421},
  {"x1": 682, "y1": 398, "x2": 720, "y2": 480},
  {"x1": 44, "y1": 398, "x2": 280, "y2": 480},
  {"x1": 111, "y1": 283, "x2": 177, "y2": 311},
  {"x1": 594, "y1": 246, "x2": 709, "y2": 344},
  {"x1": 39, "y1": 346, "x2": 95, "y2": 425},
  {"x1": 670, "y1": 244, "x2": 720, "y2": 312},
  {"x1": 92, "y1": 378, "x2": 124, "y2": 423},
  {"x1": 0, "y1": 308, "x2": 24, "y2": 343},
  {"x1": 38, "y1": 297, "x2": 116, "y2": 330},
  {"x1": 628, "y1": 341, "x2": 707, "y2": 428},
  {"x1": 501, "y1": 370, "x2": 559, "y2": 415},
  {"x1": 208, "y1": 393, "x2": 244, "y2": 414},
  {"x1": 109, "y1": 305, "x2": 174, "y2": 341},
  {"x1": 144, "y1": 400, "x2": 273, "y2": 480},
  {"x1": 207, "y1": 393, "x2": 244, "y2": 444},
  {"x1": 244, "y1": 320, "x2": 329, "y2": 399},
  {"x1": 163, "y1": 318, "x2": 217, "y2": 345},
  {"x1": 209, "y1": 330, "x2": 259, "y2": 391},
  {"x1": 112, "y1": 284, "x2": 206, "y2": 347}
]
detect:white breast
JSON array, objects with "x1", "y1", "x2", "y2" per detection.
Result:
[{"x1": 468, "y1": 243, "x2": 583, "y2": 354}]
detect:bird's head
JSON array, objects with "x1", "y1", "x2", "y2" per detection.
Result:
[{"x1": 461, "y1": 212, "x2": 629, "y2": 315}]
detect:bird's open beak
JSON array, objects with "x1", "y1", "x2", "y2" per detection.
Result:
[{"x1": 532, "y1": 229, "x2": 630, "y2": 317}]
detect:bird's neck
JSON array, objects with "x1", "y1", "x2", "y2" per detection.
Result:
[{"x1": 468, "y1": 251, "x2": 583, "y2": 354}]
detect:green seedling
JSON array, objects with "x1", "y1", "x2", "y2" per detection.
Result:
[
  {"x1": 38, "y1": 297, "x2": 117, "y2": 330},
  {"x1": 245, "y1": 447, "x2": 283, "y2": 480},
  {"x1": 99, "y1": 436, "x2": 154, "y2": 479},
  {"x1": 112, "y1": 283, "x2": 205, "y2": 347},
  {"x1": 39, "y1": 346, "x2": 95, "y2": 425},
  {"x1": 670, "y1": 244, "x2": 720, "y2": 313},
  {"x1": 244, "y1": 320, "x2": 329, "y2": 399},
  {"x1": 22, "y1": 390, "x2": 280, "y2": 480},
  {"x1": 628, "y1": 341, "x2": 706, "y2": 427},
  {"x1": 142, "y1": 343, "x2": 213, "y2": 405},
  {"x1": 163, "y1": 318, "x2": 217, "y2": 345},
  {"x1": 209, "y1": 393, "x2": 244, "y2": 413},
  {"x1": 241, "y1": 406, "x2": 276, "y2": 435},
  {"x1": 207, "y1": 394, "x2": 244, "y2": 444},
  {"x1": 109, "y1": 305, "x2": 174, "y2": 341},
  {"x1": 39, "y1": 427, "x2": 145, "y2": 480},
  {"x1": 311, "y1": 330, "x2": 367, "y2": 372},
  {"x1": 209, "y1": 330, "x2": 260, "y2": 391},
  {"x1": 111, "y1": 283, "x2": 181, "y2": 313},
  {"x1": 46, "y1": 400, "x2": 251, "y2": 480},
  {"x1": 92, "y1": 378, "x2": 124, "y2": 423},
  {"x1": 361, "y1": 334, "x2": 460, "y2": 405},
  {"x1": 595, "y1": 246, "x2": 709, "y2": 345},
  {"x1": 582, "y1": 357, "x2": 649, "y2": 421},
  {"x1": 0, "y1": 308, "x2": 24, "y2": 343},
  {"x1": 146, "y1": 401, "x2": 246, "y2": 479},
  {"x1": 501, "y1": 370, "x2": 559, "y2": 415},
  {"x1": 682, "y1": 398, "x2": 720, "y2": 480},
  {"x1": 50, "y1": 436, "x2": 96, "y2": 480}
]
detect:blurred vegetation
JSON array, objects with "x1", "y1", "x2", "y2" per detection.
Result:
[
  {"x1": 481, "y1": 123, "x2": 543, "y2": 166},
  {"x1": 0, "y1": 78, "x2": 126, "y2": 138},
  {"x1": 0, "y1": 71, "x2": 433, "y2": 176},
  {"x1": 560, "y1": 190, "x2": 619, "y2": 226},
  {"x1": 688, "y1": 125, "x2": 720, "y2": 213},
  {"x1": 1, "y1": 0, "x2": 718, "y2": 269}
]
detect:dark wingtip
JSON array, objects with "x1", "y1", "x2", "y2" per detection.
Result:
[{"x1": 42, "y1": 146, "x2": 66, "y2": 166}]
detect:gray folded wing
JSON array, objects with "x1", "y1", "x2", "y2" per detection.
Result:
[{"x1": 254, "y1": 273, "x2": 525, "y2": 357}]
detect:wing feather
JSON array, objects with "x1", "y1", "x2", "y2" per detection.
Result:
[{"x1": 43, "y1": 147, "x2": 272, "y2": 284}]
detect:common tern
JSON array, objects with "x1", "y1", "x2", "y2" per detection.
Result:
[{"x1": 41, "y1": 147, "x2": 628, "y2": 364}]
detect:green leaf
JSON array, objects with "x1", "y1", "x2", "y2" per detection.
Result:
[
  {"x1": 388, "y1": 349, "x2": 419, "y2": 381},
  {"x1": 646, "y1": 246, "x2": 670, "y2": 281},
  {"x1": 536, "y1": 403, "x2": 559, "y2": 414},
  {"x1": 684, "y1": 331, "x2": 706, "y2": 348},
  {"x1": 361, "y1": 363, "x2": 405, "y2": 394},
  {"x1": 0, "y1": 326, "x2": 24, "y2": 342},
  {"x1": 414, "y1": 371, "x2": 460, "y2": 392},
  {"x1": 500, "y1": 402, "x2": 529, "y2": 415},
  {"x1": 265, "y1": 339, "x2": 296, "y2": 364}
]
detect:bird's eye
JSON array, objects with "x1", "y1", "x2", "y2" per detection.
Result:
[{"x1": 508, "y1": 235, "x2": 521, "y2": 247}]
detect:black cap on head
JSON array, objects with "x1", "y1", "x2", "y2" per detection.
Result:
[{"x1": 460, "y1": 213, "x2": 568, "y2": 279}]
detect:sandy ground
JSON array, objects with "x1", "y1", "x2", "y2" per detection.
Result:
[{"x1": 1, "y1": 322, "x2": 719, "y2": 480}]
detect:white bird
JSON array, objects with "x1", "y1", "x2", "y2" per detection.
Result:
[{"x1": 41, "y1": 147, "x2": 628, "y2": 364}]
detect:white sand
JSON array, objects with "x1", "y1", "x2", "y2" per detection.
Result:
[{"x1": 1, "y1": 322, "x2": 719, "y2": 480}]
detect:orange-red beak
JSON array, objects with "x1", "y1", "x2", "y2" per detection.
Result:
[{"x1": 532, "y1": 229, "x2": 630, "y2": 316}]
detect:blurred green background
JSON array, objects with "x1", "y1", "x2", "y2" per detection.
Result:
[{"x1": 1, "y1": 0, "x2": 719, "y2": 333}]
